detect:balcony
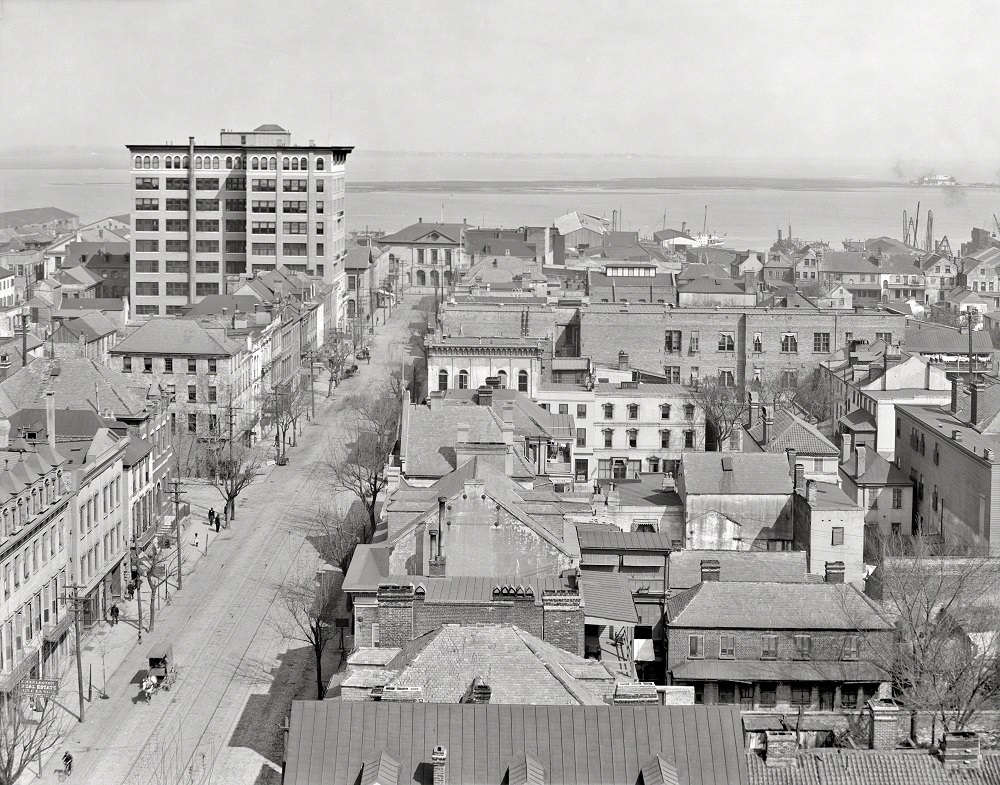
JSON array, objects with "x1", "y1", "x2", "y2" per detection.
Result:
[{"x1": 42, "y1": 612, "x2": 73, "y2": 642}]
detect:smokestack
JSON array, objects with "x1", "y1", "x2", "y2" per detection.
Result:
[
  {"x1": 46, "y1": 391, "x2": 56, "y2": 452},
  {"x1": 436, "y1": 496, "x2": 446, "y2": 558}
]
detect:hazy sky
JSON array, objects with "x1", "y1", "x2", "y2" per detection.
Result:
[{"x1": 1, "y1": 0, "x2": 998, "y2": 174}]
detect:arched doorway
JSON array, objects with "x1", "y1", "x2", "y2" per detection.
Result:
[
  {"x1": 496, "y1": 370, "x2": 508, "y2": 389},
  {"x1": 430, "y1": 270, "x2": 440, "y2": 288},
  {"x1": 612, "y1": 459, "x2": 628, "y2": 479},
  {"x1": 416, "y1": 270, "x2": 426, "y2": 286},
  {"x1": 346, "y1": 299, "x2": 356, "y2": 318}
]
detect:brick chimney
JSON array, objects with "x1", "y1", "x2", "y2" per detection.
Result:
[
  {"x1": 542, "y1": 590, "x2": 584, "y2": 656},
  {"x1": 764, "y1": 730, "x2": 798, "y2": 768},
  {"x1": 971, "y1": 382, "x2": 985, "y2": 425},
  {"x1": 806, "y1": 479, "x2": 818, "y2": 505},
  {"x1": 502, "y1": 401, "x2": 515, "y2": 476},
  {"x1": 462, "y1": 676, "x2": 493, "y2": 704},
  {"x1": 612, "y1": 682, "x2": 659, "y2": 705},
  {"x1": 762, "y1": 408, "x2": 773, "y2": 445},
  {"x1": 951, "y1": 376, "x2": 961, "y2": 414},
  {"x1": 376, "y1": 584, "x2": 415, "y2": 648},
  {"x1": 941, "y1": 731, "x2": 981, "y2": 771},
  {"x1": 793, "y1": 465, "x2": 805, "y2": 494},
  {"x1": 476, "y1": 385, "x2": 493, "y2": 407},
  {"x1": 618, "y1": 350, "x2": 629, "y2": 371},
  {"x1": 749, "y1": 397, "x2": 760, "y2": 426},
  {"x1": 824, "y1": 561, "x2": 845, "y2": 583},
  {"x1": 867, "y1": 699, "x2": 899, "y2": 750},
  {"x1": 432, "y1": 746, "x2": 447, "y2": 785},
  {"x1": 700, "y1": 559, "x2": 721, "y2": 582}
]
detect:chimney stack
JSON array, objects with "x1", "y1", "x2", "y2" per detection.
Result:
[
  {"x1": 971, "y1": 381, "x2": 985, "y2": 425},
  {"x1": 763, "y1": 730, "x2": 798, "y2": 769},
  {"x1": 806, "y1": 479, "x2": 818, "y2": 505},
  {"x1": 456, "y1": 423, "x2": 469, "y2": 446},
  {"x1": 855, "y1": 446, "x2": 867, "y2": 476},
  {"x1": 618, "y1": 350, "x2": 629, "y2": 371},
  {"x1": 941, "y1": 732, "x2": 982, "y2": 771},
  {"x1": 45, "y1": 390, "x2": 56, "y2": 452},
  {"x1": 762, "y1": 408, "x2": 773, "y2": 445},
  {"x1": 749, "y1": 397, "x2": 760, "y2": 426},
  {"x1": 824, "y1": 561, "x2": 845, "y2": 583},
  {"x1": 867, "y1": 699, "x2": 899, "y2": 750},
  {"x1": 476, "y1": 385, "x2": 493, "y2": 407},
  {"x1": 700, "y1": 559, "x2": 721, "y2": 582},
  {"x1": 840, "y1": 432, "x2": 854, "y2": 464},
  {"x1": 432, "y1": 746, "x2": 447, "y2": 785},
  {"x1": 951, "y1": 376, "x2": 961, "y2": 414},
  {"x1": 794, "y1": 464, "x2": 805, "y2": 494}
]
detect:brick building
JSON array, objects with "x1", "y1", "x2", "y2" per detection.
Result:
[
  {"x1": 792, "y1": 481, "x2": 866, "y2": 584},
  {"x1": 895, "y1": 380, "x2": 1000, "y2": 552},
  {"x1": 587, "y1": 262, "x2": 675, "y2": 304},
  {"x1": 665, "y1": 573, "x2": 892, "y2": 711},
  {"x1": 839, "y1": 442, "x2": 914, "y2": 562},
  {"x1": 578, "y1": 303, "x2": 905, "y2": 389}
]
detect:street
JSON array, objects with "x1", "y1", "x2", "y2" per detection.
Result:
[{"x1": 27, "y1": 297, "x2": 427, "y2": 785}]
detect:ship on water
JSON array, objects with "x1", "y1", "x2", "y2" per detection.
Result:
[
  {"x1": 690, "y1": 205, "x2": 726, "y2": 247},
  {"x1": 910, "y1": 173, "x2": 957, "y2": 186}
]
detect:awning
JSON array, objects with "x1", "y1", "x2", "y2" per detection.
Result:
[
  {"x1": 581, "y1": 553, "x2": 620, "y2": 567},
  {"x1": 579, "y1": 571, "x2": 638, "y2": 626},
  {"x1": 670, "y1": 659, "x2": 888, "y2": 683},
  {"x1": 622, "y1": 554, "x2": 666, "y2": 568},
  {"x1": 634, "y1": 639, "x2": 657, "y2": 662}
]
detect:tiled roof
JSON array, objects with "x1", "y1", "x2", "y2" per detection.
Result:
[
  {"x1": 667, "y1": 550, "x2": 809, "y2": 590},
  {"x1": 678, "y1": 276, "x2": 751, "y2": 295},
  {"x1": 0, "y1": 357, "x2": 153, "y2": 419},
  {"x1": 578, "y1": 571, "x2": 638, "y2": 624},
  {"x1": 665, "y1": 581, "x2": 891, "y2": 631},
  {"x1": 680, "y1": 453, "x2": 793, "y2": 496},
  {"x1": 347, "y1": 624, "x2": 628, "y2": 704},
  {"x1": 808, "y1": 481, "x2": 861, "y2": 511},
  {"x1": 746, "y1": 748, "x2": 1000, "y2": 785},
  {"x1": 380, "y1": 222, "x2": 465, "y2": 245},
  {"x1": 121, "y1": 437, "x2": 154, "y2": 467},
  {"x1": 440, "y1": 389, "x2": 573, "y2": 440},
  {"x1": 57, "y1": 298, "x2": 124, "y2": 311},
  {"x1": 671, "y1": 659, "x2": 887, "y2": 683},
  {"x1": 111, "y1": 319, "x2": 239, "y2": 356},
  {"x1": 905, "y1": 321, "x2": 994, "y2": 353},
  {"x1": 679, "y1": 262, "x2": 731, "y2": 280},
  {"x1": 284, "y1": 701, "x2": 749, "y2": 785},
  {"x1": 745, "y1": 409, "x2": 838, "y2": 456}
]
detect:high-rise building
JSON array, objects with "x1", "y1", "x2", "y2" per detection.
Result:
[{"x1": 127, "y1": 125, "x2": 352, "y2": 318}]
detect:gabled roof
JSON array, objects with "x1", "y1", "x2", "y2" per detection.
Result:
[
  {"x1": 680, "y1": 453, "x2": 792, "y2": 496},
  {"x1": 253, "y1": 123, "x2": 287, "y2": 132},
  {"x1": 283, "y1": 701, "x2": 749, "y2": 785},
  {"x1": 344, "y1": 623, "x2": 628, "y2": 704},
  {"x1": 653, "y1": 228, "x2": 694, "y2": 242},
  {"x1": 576, "y1": 527, "x2": 674, "y2": 551},
  {"x1": 57, "y1": 298, "x2": 124, "y2": 311},
  {"x1": 110, "y1": 319, "x2": 240, "y2": 356},
  {"x1": 380, "y1": 222, "x2": 465, "y2": 246},
  {"x1": 665, "y1": 581, "x2": 890, "y2": 630},
  {"x1": 678, "y1": 276, "x2": 752, "y2": 295},
  {"x1": 745, "y1": 408, "x2": 838, "y2": 456},
  {"x1": 946, "y1": 287, "x2": 988, "y2": 305},
  {"x1": 181, "y1": 294, "x2": 267, "y2": 317},
  {"x1": 0, "y1": 357, "x2": 155, "y2": 419},
  {"x1": 578, "y1": 571, "x2": 638, "y2": 625},
  {"x1": 840, "y1": 448, "x2": 910, "y2": 486},
  {"x1": 56, "y1": 312, "x2": 117, "y2": 341},
  {"x1": 344, "y1": 245, "x2": 374, "y2": 270}
]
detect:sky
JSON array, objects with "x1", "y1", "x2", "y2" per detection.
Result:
[{"x1": 1, "y1": 0, "x2": 999, "y2": 177}]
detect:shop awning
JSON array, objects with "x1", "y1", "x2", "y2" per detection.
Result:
[{"x1": 579, "y1": 571, "x2": 638, "y2": 626}]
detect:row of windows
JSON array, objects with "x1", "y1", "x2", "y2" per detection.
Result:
[
  {"x1": 2, "y1": 521, "x2": 65, "y2": 598},
  {"x1": 688, "y1": 633, "x2": 859, "y2": 661},
  {"x1": 135, "y1": 260, "x2": 221, "y2": 274},
  {"x1": 122, "y1": 356, "x2": 219, "y2": 374},
  {"x1": 1, "y1": 471, "x2": 64, "y2": 537},
  {"x1": 600, "y1": 402, "x2": 696, "y2": 421},
  {"x1": 133, "y1": 197, "x2": 327, "y2": 215},
  {"x1": 247, "y1": 243, "x2": 320, "y2": 256},
  {"x1": 600, "y1": 428, "x2": 697, "y2": 449},
  {"x1": 416, "y1": 248, "x2": 453, "y2": 264},
  {"x1": 79, "y1": 522, "x2": 124, "y2": 584},
  {"x1": 134, "y1": 281, "x2": 219, "y2": 296},
  {"x1": 0, "y1": 571, "x2": 68, "y2": 670},
  {"x1": 134, "y1": 154, "x2": 330, "y2": 171},
  {"x1": 438, "y1": 369, "x2": 529, "y2": 392}
]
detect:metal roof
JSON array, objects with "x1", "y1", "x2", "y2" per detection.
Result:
[{"x1": 283, "y1": 701, "x2": 749, "y2": 785}]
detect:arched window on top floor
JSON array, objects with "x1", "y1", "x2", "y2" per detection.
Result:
[
  {"x1": 299, "y1": 157, "x2": 307, "y2": 170},
  {"x1": 165, "y1": 156, "x2": 174, "y2": 169},
  {"x1": 212, "y1": 156, "x2": 220, "y2": 169},
  {"x1": 152, "y1": 155, "x2": 159, "y2": 168},
  {"x1": 438, "y1": 369, "x2": 449, "y2": 391},
  {"x1": 134, "y1": 155, "x2": 142, "y2": 169},
  {"x1": 226, "y1": 156, "x2": 233, "y2": 169},
  {"x1": 316, "y1": 157, "x2": 325, "y2": 171},
  {"x1": 517, "y1": 370, "x2": 529, "y2": 393},
  {"x1": 195, "y1": 156, "x2": 203, "y2": 169},
  {"x1": 457, "y1": 370, "x2": 469, "y2": 389},
  {"x1": 268, "y1": 156, "x2": 276, "y2": 170},
  {"x1": 142, "y1": 155, "x2": 151, "y2": 169},
  {"x1": 496, "y1": 370, "x2": 508, "y2": 389}
]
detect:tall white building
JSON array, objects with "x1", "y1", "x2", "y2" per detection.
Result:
[{"x1": 127, "y1": 125, "x2": 352, "y2": 318}]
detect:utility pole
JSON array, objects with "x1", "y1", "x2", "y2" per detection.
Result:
[
  {"x1": 62, "y1": 585, "x2": 86, "y2": 722},
  {"x1": 225, "y1": 398, "x2": 243, "y2": 521},
  {"x1": 131, "y1": 539, "x2": 143, "y2": 643},
  {"x1": 168, "y1": 479, "x2": 187, "y2": 591}
]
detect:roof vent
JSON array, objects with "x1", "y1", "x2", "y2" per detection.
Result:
[{"x1": 953, "y1": 429, "x2": 963, "y2": 442}]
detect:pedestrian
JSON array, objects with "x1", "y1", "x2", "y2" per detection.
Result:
[
  {"x1": 62, "y1": 751, "x2": 73, "y2": 776},
  {"x1": 208, "y1": 507, "x2": 215, "y2": 527},
  {"x1": 215, "y1": 515, "x2": 221, "y2": 533},
  {"x1": 110, "y1": 603, "x2": 120, "y2": 626},
  {"x1": 366, "y1": 354, "x2": 370, "y2": 365},
  {"x1": 193, "y1": 532, "x2": 200, "y2": 550}
]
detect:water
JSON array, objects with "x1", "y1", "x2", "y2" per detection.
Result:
[{"x1": 2, "y1": 155, "x2": 999, "y2": 251}]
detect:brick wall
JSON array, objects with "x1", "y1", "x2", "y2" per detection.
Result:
[
  {"x1": 665, "y1": 626, "x2": 896, "y2": 673},
  {"x1": 376, "y1": 585, "x2": 415, "y2": 648},
  {"x1": 542, "y1": 591, "x2": 584, "y2": 656},
  {"x1": 579, "y1": 305, "x2": 906, "y2": 385},
  {"x1": 440, "y1": 302, "x2": 558, "y2": 340}
]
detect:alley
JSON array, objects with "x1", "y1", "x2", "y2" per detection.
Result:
[{"x1": 28, "y1": 296, "x2": 428, "y2": 785}]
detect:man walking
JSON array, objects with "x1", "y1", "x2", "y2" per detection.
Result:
[
  {"x1": 208, "y1": 507, "x2": 216, "y2": 528},
  {"x1": 109, "y1": 603, "x2": 120, "y2": 626}
]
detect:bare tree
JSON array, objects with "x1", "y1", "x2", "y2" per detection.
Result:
[
  {"x1": 689, "y1": 379, "x2": 755, "y2": 451},
  {"x1": 139, "y1": 538, "x2": 189, "y2": 633},
  {"x1": 0, "y1": 684, "x2": 67, "y2": 785},
  {"x1": 312, "y1": 503, "x2": 372, "y2": 572},
  {"x1": 792, "y1": 371, "x2": 836, "y2": 423},
  {"x1": 326, "y1": 389, "x2": 400, "y2": 531},
  {"x1": 277, "y1": 564, "x2": 341, "y2": 699},
  {"x1": 859, "y1": 537, "x2": 1000, "y2": 742},
  {"x1": 266, "y1": 381, "x2": 308, "y2": 461},
  {"x1": 202, "y1": 438, "x2": 265, "y2": 522},
  {"x1": 323, "y1": 340, "x2": 352, "y2": 395}
]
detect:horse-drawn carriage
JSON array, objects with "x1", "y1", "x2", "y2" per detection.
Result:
[{"x1": 140, "y1": 643, "x2": 177, "y2": 702}]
